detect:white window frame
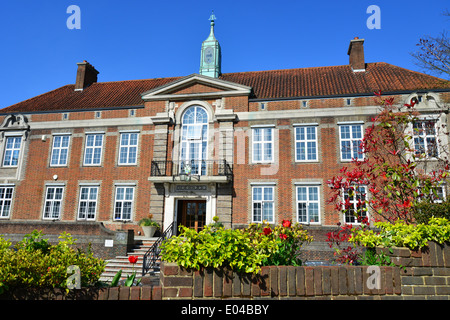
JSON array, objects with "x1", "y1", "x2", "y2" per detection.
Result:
[
  {"x1": 252, "y1": 126, "x2": 274, "y2": 163},
  {"x1": 412, "y1": 118, "x2": 439, "y2": 159},
  {"x1": 2, "y1": 136, "x2": 22, "y2": 167},
  {"x1": 417, "y1": 184, "x2": 447, "y2": 203},
  {"x1": 432, "y1": 185, "x2": 446, "y2": 203},
  {"x1": 114, "y1": 185, "x2": 135, "y2": 221},
  {"x1": 77, "y1": 185, "x2": 99, "y2": 220},
  {"x1": 339, "y1": 123, "x2": 364, "y2": 162},
  {"x1": 43, "y1": 185, "x2": 65, "y2": 220},
  {"x1": 84, "y1": 133, "x2": 104, "y2": 166},
  {"x1": 180, "y1": 106, "x2": 209, "y2": 175},
  {"x1": 342, "y1": 185, "x2": 368, "y2": 224},
  {"x1": 294, "y1": 125, "x2": 318, "y2": 162},
  {"x1": 118, "y1": 132, "x2": 139, "y2": 165},
  {"x1": 50, "y1": 134, "x2": 71, "y2": 166},
  {"x1": 251, "y1": 185, "x2": 275, "y2": 223},
  {"x1": 0, "y1": 185, "x2": 14, "y2": 218},
  {"x1": 296, "y1": 185, "x2": 320, "y2": 224}
]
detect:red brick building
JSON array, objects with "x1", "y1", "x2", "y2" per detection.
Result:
[{"x1": 0, "y1": 16, "x2": 449, "y2": 259}]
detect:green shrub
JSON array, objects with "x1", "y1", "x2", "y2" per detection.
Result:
[
  {"x1": 359, "y1": 248, "x2": 395, "y2": 266},
  {"x1": 160, "y1": 220, "x2": 312, "y2": 274},
  {"x1": 248, "y1": 220, "x2": 312, "y2": 267},
  {"x1": 350, "y1": 217, "x2": 450, "y2": 250},
  {"x1": 413, "y1": 201, "x2": 450, "y2": 224},
  {"x1": 0, "y1": 230, "x2": 106, "y2": 294}
]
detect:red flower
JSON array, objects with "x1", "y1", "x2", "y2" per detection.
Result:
[
  {"x1": 279, "y1": 233, "x2": 287, "y2": 240},
  {"x1": 282, "y1": 219, "x2": 291, "y2": 228},
  {"x1": 263, "y1": 227, "x2": 272, "y2": 236},
  {"x1": 128, "y1": 255, "x2": 138, "y2": 264},
  {"x1": 397, "y1": 200, "x2": 412, "y2": 208}
]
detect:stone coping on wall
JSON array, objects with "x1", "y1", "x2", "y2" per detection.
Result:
[
  {"x1": 0, "y1": 220, "x2": 117, "y2": 236},
  {"x1": 375, "y1": 241, "x2": 450, "y2": 268}
]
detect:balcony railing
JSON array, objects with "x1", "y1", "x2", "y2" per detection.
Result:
[{"x1": 150, "y1": 160, "x2": 232, "y2": 180}]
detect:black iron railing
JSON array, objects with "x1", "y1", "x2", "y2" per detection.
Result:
[
  {"x1": 151, "y1": 160, "x2": 232, "y2": 179},
  {"x1": 142, "y1": 222, "x2": 175, "y2": 276}
]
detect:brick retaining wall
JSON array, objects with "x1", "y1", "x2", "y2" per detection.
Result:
[
  {"x1": 160, "y1": 241, "x2": 450, "y2": 300},
  {"x1": 1, "y1": 241, "x2": 449, "y2": 300},
  {"x1": 0, "y1": 221, "x2": 134, "y2": 259},
  {"x1": 0, "y1": 285, "x2": 162, "y2": 300},
  {"x1": 160, "y1": 263, "x2": 403, "y2": 299}
]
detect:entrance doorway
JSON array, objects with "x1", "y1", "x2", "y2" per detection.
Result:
[{"x1": 177, "y1": 199, "x2": 207, "y2": 233}]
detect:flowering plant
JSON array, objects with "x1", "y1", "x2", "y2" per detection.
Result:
[
  {"x1": 161, "y1": 224, "x2": 279, "y2": 274},
  {"x1": 326, "y1": 221, "x2": 366, "y2": 265},
  {"x1": 0, "y1": 231, "x2": 105, "y2": 294},
  {"x1": 327, "y1": 91, "x2": 449, "y2": 224},
  {"x1": 128, "y1": 255, "x2": 138, "y2": 264},
  {"x1": 248, "y1": 219, "x2": 312, "y2": 266},
  {"x1": 161, "y1": 220, "x2": 312, "y2": 274},
  {"x1": 110, "y1": 255, "x2": 141, "y2": 287}
]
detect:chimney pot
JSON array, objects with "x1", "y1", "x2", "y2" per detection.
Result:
[
  {"x1": 75, "y1": 61, "x2": 99, "y2": 91},
  {"x1": 347, "y1": 38, "x2": 365, "y2": 72}
]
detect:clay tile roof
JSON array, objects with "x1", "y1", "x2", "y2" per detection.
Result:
[
  {"x1": 220, "y1": 62, "x2": 450, "y2": 99},
  {"x1": 1, "y1": 77, "x2": 181, "y2": 114},
  {"x1": 2, "y1": 62, "x2": 449, "y2": 114}
]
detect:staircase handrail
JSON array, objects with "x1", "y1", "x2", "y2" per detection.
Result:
[{"x1": 142, "y1": 221, "x2": 175, "y2": 276}]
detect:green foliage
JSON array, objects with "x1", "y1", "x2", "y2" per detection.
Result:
[
  {"x1": 110, "y1": 268, "x2": 141, "y2": 287},
  {"x1": 359, "y1": 248, "x2": 395, "y2": 266},
  {"x1": 138, "y1": 214, "x2": 160, "y2": 227},
  {"x1": 327, "y1": 93, "x2": 449, "y2": 224},
  {"x1": 413, "y1": 201, "x2": 450, "y2": 224},
  {"x1": 249, "y1": 220, "x2": 312, "y2": 266},
  {"x1": 0, "y1": 231, "x2": 106, "y2": 294},
  {"x1": 110, "y1": 269, "x2": 122, "y2": 287},
  {"x1": 123, "y1": 273, "x2": 141, "y2": 287},
  {"x1": 16, "y1": 230, "x2": 51, "y2": 254},
  {"x1": 160, "y1": 220, "x2": 312, "y2": 274},
  {"x1": 209, "y1": 215, "x2": 224, "y2": 229},
  {"x1": 350, "y1": 217, "x2": 450, "y2": 250}
]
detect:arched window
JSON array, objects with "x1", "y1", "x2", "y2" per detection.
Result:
[{"x1": 180, "y1": 106, "x2": 208, "y2": 175}]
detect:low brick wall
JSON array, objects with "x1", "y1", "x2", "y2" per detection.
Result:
[
  {"x1": 0, "y1": 220, "x2": 134, "y2": 259},
  {"x1": 1, "y1": 241, "x2": 449, "y2": 300},
  {"x1": 160, "y1": 241, "x2": 450, "y2": 300},
  {"x1": 160, "y1": 263, "x2": 402, "y2": 299},
  {"x1": 376, "y1": 241, "x2": 450, "y2": 297},
  {"x1": 0, "y1": 285, "x2": 162, "y2": 300}
]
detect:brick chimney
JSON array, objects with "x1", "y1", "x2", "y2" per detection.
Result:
[
  {"x1": 347, "y1": 37, "x2": 365, "y2": 72},
  {"x1": 75, "y1": 60, "x2": 99, "y2": 91}
]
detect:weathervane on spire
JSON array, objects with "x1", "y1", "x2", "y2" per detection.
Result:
[{"x1": 209, "y1": 10, "x2": 216, "y2": 25}]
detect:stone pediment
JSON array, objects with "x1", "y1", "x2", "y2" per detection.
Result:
[
  {"x1": 0, "y1": 114, "x2": 29, "y2": 131},
  {"x1": 140, "y1": 74, "x2": 252, "y2": 101}
]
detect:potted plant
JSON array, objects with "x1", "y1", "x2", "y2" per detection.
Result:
[{"x1": 138, "y1": 214, "x2": 160, "y2": 238}]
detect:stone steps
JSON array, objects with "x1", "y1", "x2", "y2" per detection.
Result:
[{"x1": 99, "y1": 237, "x2": 159, "y2": 284}]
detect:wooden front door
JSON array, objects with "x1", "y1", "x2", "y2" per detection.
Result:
[{"x1": 177, "y1": 200, "x2": 206, "y2": 232}]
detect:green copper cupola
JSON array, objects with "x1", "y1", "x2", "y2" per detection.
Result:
[{"x1": 199, "y1": 11, "x2": 221, "y2": 78}]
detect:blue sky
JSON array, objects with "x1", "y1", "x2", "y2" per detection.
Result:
[{"x1": 0, "y1": 0, "x2": 448, "y2": 108}]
